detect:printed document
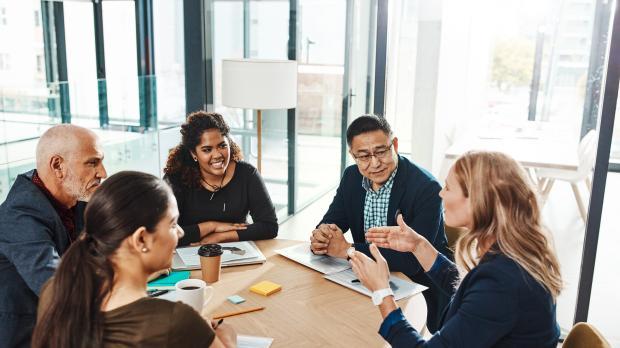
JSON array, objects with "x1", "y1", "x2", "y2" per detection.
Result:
[{"x1": 275, "y1": 243, "x2": 351, "y2": 275}]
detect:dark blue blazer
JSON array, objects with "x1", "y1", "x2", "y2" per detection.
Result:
[
  {"x1": 380, "y1": 252, "x2": 560, "y2": 347},
  {"x1": 0, "y1": 170, "x2": 85, "y2": 348},
  {"x1": 319, "y1": 155, "x2": 451, "y2": 332}
]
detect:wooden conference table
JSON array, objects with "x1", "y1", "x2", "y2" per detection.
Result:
[{"x1": 192, "y1": 239, "x2": 427, "y2": 347}]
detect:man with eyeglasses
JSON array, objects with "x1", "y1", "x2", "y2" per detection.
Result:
[{"x1": 310, "y1": 115, "x2": 450, "y2": 333}]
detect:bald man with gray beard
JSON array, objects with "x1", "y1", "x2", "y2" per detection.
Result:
[{"x1": 0, "y1": 125, "x2": 107, "y2": 348}]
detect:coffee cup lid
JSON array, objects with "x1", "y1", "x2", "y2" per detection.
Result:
[{"x1": 198, "y1": 244, "x2": 223, "y2": 257}]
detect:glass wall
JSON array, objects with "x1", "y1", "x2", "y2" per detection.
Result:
[
  {"x1": 0, "y1": 0, "x2": 48, "y2": 119},
  {"x1": 589, "y1": 171, "x2": 620, "y2": 345},
  {"x1": 588, "y1": 92, "x2": 620, "y2": 346},
  {"x1": 64, "y1": 1, "x2": 98, "y2": 124},
  {"x1": 385, "y1": 0, "x2": 609, "y2": 335},
  {"x1": 211, "y1": 0, "x2": 290, "y2": 216},
  {"x1": 210, "y1": 0, "x2": 367, "y2": 217},
  {"x1": 102, "y1": 0, "x2": 139, "y2": 125},
  {"x1": 153, "y1": 0, "x2": 186, "y2": 125},
  {"x1": 295, "y1": 0, "x2": 345, "y2": 209}
]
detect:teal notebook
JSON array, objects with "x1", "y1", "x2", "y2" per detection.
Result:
[{"x1": 147, "y1": 271, "x2": 190, "y2": 290}]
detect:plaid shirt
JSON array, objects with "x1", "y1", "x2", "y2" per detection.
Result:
[{"x1": 362, "y1": 167, "x2": 398, "y2": 233}]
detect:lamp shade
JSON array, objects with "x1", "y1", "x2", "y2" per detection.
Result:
[{"x1": 222, "y1": 59, "x2": 298, "y2": 109}]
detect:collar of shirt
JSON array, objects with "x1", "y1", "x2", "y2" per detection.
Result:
[
  {"x1": 32, "y1": 170, "x2": 77, "y2": 242},
  {"x1": 362, "y1": 166, "x2": 398, "y2": 195}
]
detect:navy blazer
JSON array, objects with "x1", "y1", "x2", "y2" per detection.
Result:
[
  {"x1": 379, "y1": 252, "x2": 560, "y2": 347},
  {"x1": 0, "y1": 170, "x2": 85, "y2": 348},
  {"x1": 319, "y1": 155, "x2": 451, "y2": 331}
]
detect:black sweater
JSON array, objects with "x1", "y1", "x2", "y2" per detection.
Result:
[{"x1": 165, "y1": 161, "x2": 278, "y2": 246}]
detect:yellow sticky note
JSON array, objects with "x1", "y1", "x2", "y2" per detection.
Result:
[{"x1": 249, "y1": 280, "x2": 282, "y2": 296}]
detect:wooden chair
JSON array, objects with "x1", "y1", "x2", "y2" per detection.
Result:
[{"x1": 562, "y1": 322, "x2": 611, "y2": 348}]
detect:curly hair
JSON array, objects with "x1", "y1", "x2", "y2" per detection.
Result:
[{"x1": 164, "y1": 111, "x2": 243, "y2": 188}]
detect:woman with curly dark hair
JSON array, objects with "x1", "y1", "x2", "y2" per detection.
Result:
[{"x1": 164, "y1": 111, "x2": 278, "y2": 246}]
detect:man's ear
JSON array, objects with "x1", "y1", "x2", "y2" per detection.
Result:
[
  {"x1": 50, "y1": 155, "x2": 65, "y2": 179},
  {"x1": 392, "y1": 137, "x2": 399, "y2": 154},
  {"x1": 128, "y1": 226, "x2": 150, "y2": 254}
]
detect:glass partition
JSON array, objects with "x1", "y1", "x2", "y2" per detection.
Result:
[
  {"x1": 296, "y1": 0, "x2": 346, "y2": 209},
  {"x1": 211, "y1": 0, "x2": 289, "y2": 217},
  {"x1": 102, "y1": 0, "x2": 140, "y2": 125},
  {"x1": 64, "y1": 1, "x2": 98, "y2": 121},
  {"x1": 153, "y1": 0, "x2": 186, "y2": 125},
  {"x1": 0, "y1": 0, "x2": 48, "y2": 118},
  {"x1": 385, "y1": 0, "x2": 609, "y2": 334}
]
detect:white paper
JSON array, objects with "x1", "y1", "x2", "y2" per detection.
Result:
[
  {"x1": 275, "y1": 243, "x2": 351, "y2": 275},
  {"x1": 323, "y1": 268, "x2": 428, "y2": 301},
  {"x1": 177, "y1": 241, "x2": 261, "y2": 268},
  {"x1": 237, "y1": 335, "x2": 273, "y2": 348}
]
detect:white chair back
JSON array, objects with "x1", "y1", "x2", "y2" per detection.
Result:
[{"x1": 576, "y1": 130, "x2": 597, "y2": 178}]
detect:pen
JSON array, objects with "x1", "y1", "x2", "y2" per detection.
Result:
[
  {"x1": 147, "y1": 289, "x2": 170, "y2": 297},
  {"x1": 214, "y1": 318, "x2": 224, "y2": 329}
]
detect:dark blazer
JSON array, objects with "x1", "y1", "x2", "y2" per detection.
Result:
[
  {"x1": 379, "y1": 253, "x2": 560, "y2": 347},
  {"x1": 319, "y1": 155, "x2": 451, "y2": 332},
  {"x1": 0, "y1": 170, "x2": 85, "y2": 348}
]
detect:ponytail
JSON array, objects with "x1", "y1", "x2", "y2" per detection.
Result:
[
  {"x1": 32, "y1": 233, "x2": 114, "y2": 348},
  {"x1": 32, "y1": 171, "x2": 172, "y2": 348}
]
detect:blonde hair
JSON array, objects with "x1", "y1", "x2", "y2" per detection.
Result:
[{"x1": 452, "y1": 151, "x2": 563, "y2": 299}]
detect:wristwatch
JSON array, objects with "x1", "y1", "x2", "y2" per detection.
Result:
[
  {"x1": 371, "y1": 288, "x2": 394, "y2": 306},
  {"x1": 346, "y1": 246, "x2": 355, "y2": 260}
]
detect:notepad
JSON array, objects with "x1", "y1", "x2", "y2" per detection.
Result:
[
  {"x1": 249, "y1": 281, "x2": 282, "y2": 296},
  {"x1": 147, "y1": 271, "x2": 190, "y2": 290}
]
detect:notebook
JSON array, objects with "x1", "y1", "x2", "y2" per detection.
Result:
[
  {"x1": 275, "y1": 242, "x2": 351, "y2": 275},
  {"x1": 172, "y1": 241, "x2": 266, "y2": 270},
  {"x1": 147, "y1": 271, "x2": 191, "y2": 290}
]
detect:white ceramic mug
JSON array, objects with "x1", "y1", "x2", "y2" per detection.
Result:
[{"x1": 175, "y1": 279, "x2": 214, "y2": 314}]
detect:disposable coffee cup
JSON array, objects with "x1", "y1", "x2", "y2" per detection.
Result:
[{"x1": 198, "y1": 244, "x2": 223, "y2": 283}]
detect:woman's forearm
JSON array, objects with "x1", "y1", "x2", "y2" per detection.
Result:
[
  {"x1": 198, "y1": 221, "x2": 215, "y2": 237},
  {"x1": 379, "y1": 296, "x2": 399, "y2": 319},
  {"x1": 412, "y1": 238, "x2": 439, "y2": 272}
]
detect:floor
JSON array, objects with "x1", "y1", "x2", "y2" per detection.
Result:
[{"x1": 277, "y1": 173, "x2": 620, "y2": 346}]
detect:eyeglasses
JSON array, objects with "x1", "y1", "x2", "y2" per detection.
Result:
[{"x1": 351, "y1": 142, "x2": 394, "y2": 164}]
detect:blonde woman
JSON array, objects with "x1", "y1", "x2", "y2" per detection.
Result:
[{"x1": 350, "y1": 151, "x2": 562, "y2": 347}]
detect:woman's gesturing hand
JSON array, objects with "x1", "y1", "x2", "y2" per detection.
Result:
[
  {"x1": 365, "y1": 214, "x2": 426, "y2": 253},
  {"x1": 349, "y1": 243, "x2": 390, "y2": 292}
]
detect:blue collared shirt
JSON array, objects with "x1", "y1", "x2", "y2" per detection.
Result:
[{"x1": 362, "y1": 167, "x2": 398, "y2": 233}]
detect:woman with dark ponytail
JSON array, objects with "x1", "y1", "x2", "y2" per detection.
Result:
[
  {"x1": 164, "y1": 111, "x2": 278, "y2": 246},
  {"x1": 32, "y1": 171, "x2": 236, "y2": 347}
]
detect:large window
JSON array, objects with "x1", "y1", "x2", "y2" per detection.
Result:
[
  {"x1": 153, "y1": 0, "x2": 186, "y2": 125},
  {"x1": 64, "y1": 1, "x2": 98, "y2": 123},
  {"x1": 211, "y1": 0, "x2": 361, "y2": 216},
  {"x1": 102, "y1": 0, "x2": 139, "y2": 125},
  {"x1": 385, "y1": 0, "x2": 609, "y2": 336},
  {"x1": 0, "y1": 0, "x2": 48, "y2": 119}
]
